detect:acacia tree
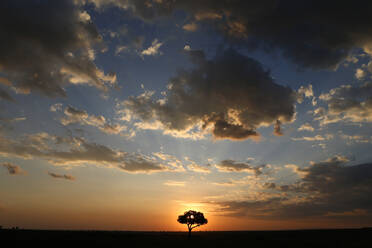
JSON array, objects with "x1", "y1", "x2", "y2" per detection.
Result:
[{"x1": 177, "y1": 210, "x2": 208, "y2": 238}]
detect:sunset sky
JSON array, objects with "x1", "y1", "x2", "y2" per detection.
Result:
[{"x1": 1, "y1": 0, "x2": 372, "y2": 231}]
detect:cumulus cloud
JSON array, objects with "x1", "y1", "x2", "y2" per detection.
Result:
[
  {"x1": 298, "y1": 123, "x2": 315, "y2": 132},
  {"x1": 1, "y1": 162, "x2": 26, "y2": 175},
  {"x1": 354, "y1": 60, "x2": 372, "y2": 81},
  {"x1": 214, "y1": 156, "x2": 372, "y2": 220},
  {"x1": 120, "y1": 49, "x2": 296, "y2": 140},
  {"x1": 355, "y1": 68, "x2": 366, "y2": 80},
  {"x1": 317, "y1": 82, "x2": 372, "y2": 125},
  {"x1": 297, "y1": 84, "x2": 316, "y2": 106},
  {"x1": 0, "y1": 0, "x2": 116, "y2": 97},
  {"x1": 297, "y1": 84, "x2": 313, "y2": 101},
  {"x1": 141, "y1": 39, "x2": 163, "y2": 56},
  {"x1": 48, "y1": 172, "x2": 75, "y2": 181},
  {"x1": 85, "y1": 0, "x2": 372, "y2": 69},
  {"x1": 0, "y1": 132, "x2": 171, "y2": 174}
]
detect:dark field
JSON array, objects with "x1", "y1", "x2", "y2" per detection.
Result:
[{"x1": 1, "y1": 228, "x2": 371, "y2": 248}]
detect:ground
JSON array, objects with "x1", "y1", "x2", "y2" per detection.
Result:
[{"x1": 1, "y1": 228, "x2": 371, "y2": 248}]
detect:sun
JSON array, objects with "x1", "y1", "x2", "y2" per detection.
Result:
[{"x1": 174, "y1": 201, "x2": 212, "y2": 225}]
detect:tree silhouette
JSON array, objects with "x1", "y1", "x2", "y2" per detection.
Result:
[{"x1": 177, "y1": 210, "x2": 208, "y2": 238}]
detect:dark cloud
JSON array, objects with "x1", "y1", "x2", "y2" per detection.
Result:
[
  {"x1": 48, "y1": 172, "x2": 75, "y2": 181},
  {"x1": 273, "y1": 120, "x2": 283, "y2": 136},
  {"x1": 215, "y1": 156, "x2": 372, "y2": 220},
  {"x1": 216, "y1": 160, "x2": 267, "y2": 176},
  {"x1": 0, "y1": 88, "x2": 14, "y2": 102},
  {"x1": 123, "y1": 49, "x2": 296, "y2": 140},
  {"x1": 0, "y1": 0, "x2": 116, "y2": 97},
  {"x1": 90, "y1": 0, "x2": 372, "y2": 69},
  {"x1": 79, "y1": 0, "x2": 372, "y2": 76},
  {"x1": 1, "y1": 162, "x2": 25, "y2": 175}
]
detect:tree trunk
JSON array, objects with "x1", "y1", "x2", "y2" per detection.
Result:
[{"x1": 188, "y1": 228, "x2": 191, "y2": 238}]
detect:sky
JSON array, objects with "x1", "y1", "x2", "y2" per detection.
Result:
[{"x1": 1, "y1": 0, "x2": 372, "y2": 231}]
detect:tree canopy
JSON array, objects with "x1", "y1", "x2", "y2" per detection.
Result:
[{"x1": 177, "y1": 210, "x2": 208, "y2": 237}]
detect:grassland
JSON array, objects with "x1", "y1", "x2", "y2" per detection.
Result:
[{"x1": 1, "y1": 228, "x2": 371, "y2": 248}]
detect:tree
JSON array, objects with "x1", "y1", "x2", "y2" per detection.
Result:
[{"x1": 177, "y1": 210, "x2": 208, "y2": 238}]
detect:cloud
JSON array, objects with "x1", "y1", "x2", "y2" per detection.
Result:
[
  {"x1": 50, "y1": 103, "x2": 63, "y2": 112},
  {"x1": 354, "y1": 60, "x2": 372, "y2": 80},
  {"x1": 340, "y1": 133, "x2": 372, "y2": 144},
  {"x1": 81, "y1": 0, "x2": 133, "y2": 11},
  {"x1": 153, "y1": 152, "x2": 185, "y2": 172},
  {"x1": 212, "y1": 181, "x2": 236, "y2": 187},
  {"x1": 164, "y1": 180, "x2": 185, "y2": 187},
  {"x1": 1, "y1": 162, "x2": 25, "y2": 175},
  {"x1": 216, "y1": 160, "x2": 267, "y2": 176},
  {"x1": 213, "y1": 156, "x2": 372, "y2": 220},
  {"x1": 55, "y1": 105, "x2": 127, "y2": 135},
  {"x1": 183, "y1": 45, "x2": 192, "y2": 51},
  {"x1": 213, "y1": 175, "x2": 263, "y2": 187},
  {"x1": 182, "y1": 156, "x2": 211, "y2": 173},
  {"x1": 273, "y1": 120, "x2": 283, "y2": 136},
  {"x1": 100, "y1": 123, "x2": 127, "y2": 134},
  {"x1": 141, "y1": 39, "x2": 163, "y2": 56},
  {"x1": 317, "y1": 82, "x2": 372, "y2": 125},
  {"x1": 0, "y1": 132, "x2": 171, "y2": 174},
  {"x1": 297, "y1": 84, "x2": 316, "y2": 105},
  {"x1": 298, "y1": 123, "x2": 314, "y2": 132},
  {"x1": 183, "y1": 22, "x2": 198, "y2": 32},
  {"x1": 121, "y1": 49, "x2": 296, "y2": 140},
  {"x1": 115, "y1": 45, "x2": 129, "y2": 55},
  {"x1": 117, "y1": 156, "x2": 166, "y2": 173},
  {"x1": 0, "y1": 88, "x2": 14, "y2": 102},
  {"x1": 355, "y1": 68, "x2": 366, "y2": 80},
  {"x1": 292, "y1": 134, "x2": 333, "y2": 141},
  {"x1": 0, "y1": 0, "x2": 116, "y2": 97},
  {"x1": 133, "y1": 119, "x2": 206, "y2": 140},
  {"x1": 0, "y1": 117, "x2": 26, "y2": 123},
  {"x1": 48, "y1": 172, "x2": 75, "y2": 181},
  {"x1": 187, "y1": 164, "x2": 211, "y2": 173},
  {"x1": 284, "y1": 164, "x2": 308, "y2": 178},
  {"x1": 86, "y1": 0, "x2": 372, "y2": 69}
]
